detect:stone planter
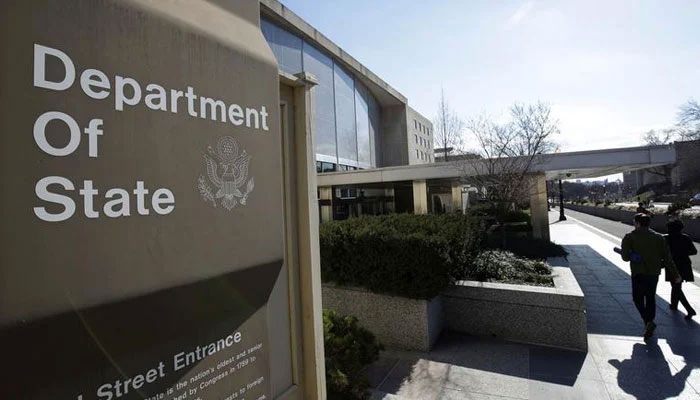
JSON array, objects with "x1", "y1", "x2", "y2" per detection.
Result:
[
  {"x1": 323, "y1": 258, "x2": 587, "y2": 352},
  {"x1": 322, "y1": 284, "x2": 442, "y2": 351},
  {"x1": 442, "y1": 259, "x2": 588, "y2": 351}
]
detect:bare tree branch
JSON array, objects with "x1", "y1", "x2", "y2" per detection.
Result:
[
  {"x1": 433, "y1": 88, "x2": 464, "y2": 161},
  {"x1": 459, "y1": 101, "x2": 560, "y2": 222}
]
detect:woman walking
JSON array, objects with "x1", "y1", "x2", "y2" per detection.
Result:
[{"x1": 666, "y1": 219, "x2": 697, "y2": 319}]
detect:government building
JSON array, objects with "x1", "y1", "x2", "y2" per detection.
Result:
[{"x1": 260, "y1": 0, "x2": 435, "y2": 173}]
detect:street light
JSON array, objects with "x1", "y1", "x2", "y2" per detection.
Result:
[{"x1": 559, "y1": 179, "x2": 566, "y2": 221}]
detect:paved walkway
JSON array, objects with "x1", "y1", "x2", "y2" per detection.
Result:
[
  {"x1": 369, "y1": 212, "x2": 700, "y2": 399},
  {"x1": 554, "y1": 206, "x2": 700, "y2": 279}
]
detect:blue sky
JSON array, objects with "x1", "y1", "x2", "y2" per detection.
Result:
[{"x1": 279, "y1": 0, "x2": 700, "y2": 154}]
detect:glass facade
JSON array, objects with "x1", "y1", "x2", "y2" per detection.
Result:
[
  {"x1": 333, "y1": 64, "x2": 357, "y2": 165},
  {"x1": 303, "y1": 43, "x2": 337, "y2": 161},
  {"x1": 260, "y1": 19, "x2": 302, "y2": 75},
  {"x1": 262, "y1": 18, "x2": 380, "y2": 169},
  {"x1": 355, "y1": 81, "x2": 371, "y2": 168}
]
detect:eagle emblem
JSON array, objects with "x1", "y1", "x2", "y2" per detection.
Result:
[{"x1": 198, "y1": 136, "x2": 254, "y2": 210}]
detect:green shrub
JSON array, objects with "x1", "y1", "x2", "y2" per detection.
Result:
[
  {"x1": 324, "y1": 309, "x2": 383, "y2": 400},
  {"x1": 320, "y1": 214, "x2": 483, "y2": 299},
  {"x1": 468, "y1": 250, "x2": 554, "y2": 286},
  {"x1": 502, "y1": 210, "x2": 531, "y2": 224},
  {"x1": 486, "y1": 235, "x2": 568, "y2": 260}
]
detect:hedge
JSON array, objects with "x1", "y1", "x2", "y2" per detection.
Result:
[
  {"x1": 324, "y1": 309, "x2": 383, "y2": 400},
  {"x1": 319, "y1": 214, "x2": 483, "y2": 299}
]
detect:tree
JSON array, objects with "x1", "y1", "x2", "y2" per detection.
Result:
[
  {"x1": 643, "y1": 129, "x2": 674, "y2": 146},
  {"x1": 433, "y1": 88, "x2": 464, "y2": 161},
  {"x1": 642, "y1": 129, "x2": 674, "y2": 190},
  {"x1": 460, "y1": 101, "x2": 560, "y2": 222},
  {"x1": 677, "y1": 99, "x2": 700, "y2": 143}
]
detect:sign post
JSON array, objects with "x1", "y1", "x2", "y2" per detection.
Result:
[{"x1": 0, "y1": 1, "x2": 313, "y2": 398}]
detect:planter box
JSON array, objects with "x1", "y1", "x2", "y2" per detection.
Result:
[
  {"x1": 442, "y1": 259, "x2": 588, "y2": 351},
  {"x1": 322, "y1": 284, "x2": 442, "y2": 351},
  {"x1": 323, "y1": 259, "x2": 587, "y2": 352},
  {"x1": 566, "y1": 204, "x2": 700, "y2": 241}
]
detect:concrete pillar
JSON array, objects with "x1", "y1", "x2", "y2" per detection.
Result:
[
  {"x1": 291, "y1": 72, "x2": 326, "y2": 399},
  {"x1": 318, "y1": 186, "x2": 333, "y2": 223},
  {"x1": 529, "y1": 173, "x2": 550, "y2": 241},
  {"x1": 413, "y1": 179, "x2": 428, "y2": 214},
  {"x1": 451, "y1": 181, "x2": 462, "y2": 213}
]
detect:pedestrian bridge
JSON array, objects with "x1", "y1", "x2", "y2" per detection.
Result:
[
  {"x1": 317, "y1": 144, "x2": 676, "y2": 186},
  {"x1": 314, "y1": 144, "x2": 677, "y2": 240}
]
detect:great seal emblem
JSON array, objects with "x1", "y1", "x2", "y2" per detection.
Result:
[{"x1": 198, "y1": 136, "x2": 254, "y2": 210}]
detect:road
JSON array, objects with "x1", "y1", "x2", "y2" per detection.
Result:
[{"x1": 554, "y1": 206, "x2": 700, "y2": 285}]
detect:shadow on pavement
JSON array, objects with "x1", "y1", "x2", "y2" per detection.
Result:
[
  {"x1": 565, "y1": 244, "x2": 700, "y2": 398},
  {"x1": 370, "y1": 243, "x2": 700, "y2": 399},
  {"x1": 608, "y1": 339, "x2": 693, "y2": 400}
]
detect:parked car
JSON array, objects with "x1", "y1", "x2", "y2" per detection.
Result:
[{"x1": 690, "y1": 193, "x2": 700, "y2": 206}]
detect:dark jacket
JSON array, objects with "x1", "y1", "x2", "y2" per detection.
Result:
[
  {"x1": 622, "y1": 228, "x2": 679, "y2": 278},
  {"x1": 665, "y1": 232, "x2": 697, "y2": 282}
]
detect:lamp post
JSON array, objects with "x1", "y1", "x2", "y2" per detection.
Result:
[{"x1": 559, "y1": 179, "x2": 566, "y2": 221}]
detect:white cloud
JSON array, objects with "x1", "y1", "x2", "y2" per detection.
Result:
[
  {"x1": 550, "y1": 103, "x2": 672, "y2": 152},
  {"x1": 507, "y1": 1, "x2": 534, "y2": 26}
]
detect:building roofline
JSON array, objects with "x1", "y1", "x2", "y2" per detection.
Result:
[{"x1": 260, "y1": 0, "x2": 407, "y2": 106}]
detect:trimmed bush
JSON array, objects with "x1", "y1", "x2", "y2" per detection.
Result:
[
  {"x1": 320, "y1": 214, "x2": 483, "y2": 299},
  {"x1": 496, "y1": 237, "x2": 568, "y2": 260},
  {"x1": 468, "y1": 250, "x2": 554, "y2": 287},
  {"x1": 502, "y1": 210, "x2": 531, "y2": 224},
  {"x1": 324, "y1": 309, "x2": 383, "y2": 400}
]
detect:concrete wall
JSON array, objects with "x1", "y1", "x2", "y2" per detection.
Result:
[
  {"x1": 323, "y1": 263, "x2": 588, "y2": 352},
  {"x1": 380, "y1": 105, "x2": 410, "y2": 167},
  {"x1": 442, "y1": 265, "x2": 588, "y2": 351},
  {"x1": 322, "y1": 284, "x2": 443, "y2": 351},
  {"x1": 566, "y1": 204, "x2": 700, "y2": 241}
]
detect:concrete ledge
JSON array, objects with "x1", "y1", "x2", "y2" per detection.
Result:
[
  {"x1": 442, "y1": 262, "x2": 588, "y2": 351},
  {"x1": 566, "y1": 204, "x2": 700, "y2": 241},
  {"x1": 322, "y1": 284, "x2": 442, "y2": 351}
]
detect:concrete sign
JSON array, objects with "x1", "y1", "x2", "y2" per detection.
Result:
[{"x1": 1, "y1": 1, "x2": 285, "y2": 399}]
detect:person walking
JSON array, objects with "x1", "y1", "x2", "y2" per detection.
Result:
[
  {"x1": 636, "y1": 202, "x2": 649, "y2": 215},
  {"x1": 665, "y1": 219, "x2": 697, "y2": 319},
  {"x1": 621, "y1": 213, "x2": 681, "y2": 338}
]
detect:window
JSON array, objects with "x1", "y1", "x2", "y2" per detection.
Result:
[
  {"x1": 355, "y1": 81, "x2": 371, "y2": 166},
  {"x1": 337, "y1": 164, "x2": 348, "y2": 171},
  {"x1": 415, "y1": 134, "x2": 418, "y2": 144},
  {"x1": 415, "y1": 149, "x2": 420, "y2": 159},
  {"x1": 303, "y1": 43, "x2": 336, "y2": 161},
  {"x1": 321, "y1": 162, "x2": 336, "y2": 173},
  {"x1": 414, "y1": 120, "x2": 418, "y2": 129},
  {"x1": 261, "y1": 19, "x2": 303, "y2": 75},
  {"x1": 316, "y1": 161, "x2": 322, "y2": 173},
  {"x1": 334, "y1": 64, "x2": 357, "y2": 163}
]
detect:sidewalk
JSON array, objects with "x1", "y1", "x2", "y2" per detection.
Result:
[{"x1": 369, "y1": 212, "x2": 700, "y2": 399}]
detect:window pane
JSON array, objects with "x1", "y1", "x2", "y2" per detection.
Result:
[
  {"x1": 368, "y1": 93, "x2": 380, "y2": 167},
  {"x1": 355, "y1": 81, "x2": 371, "y2": 167},
  {"x1": 261, "y1": 19, "x2": 302, "y2": 75},
  {"x1": 303, "y1": 43, "x2": 337, "y2": 161},
  {"x1": 334, "y1": 64, "x2": 357, "y2": 165}
]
